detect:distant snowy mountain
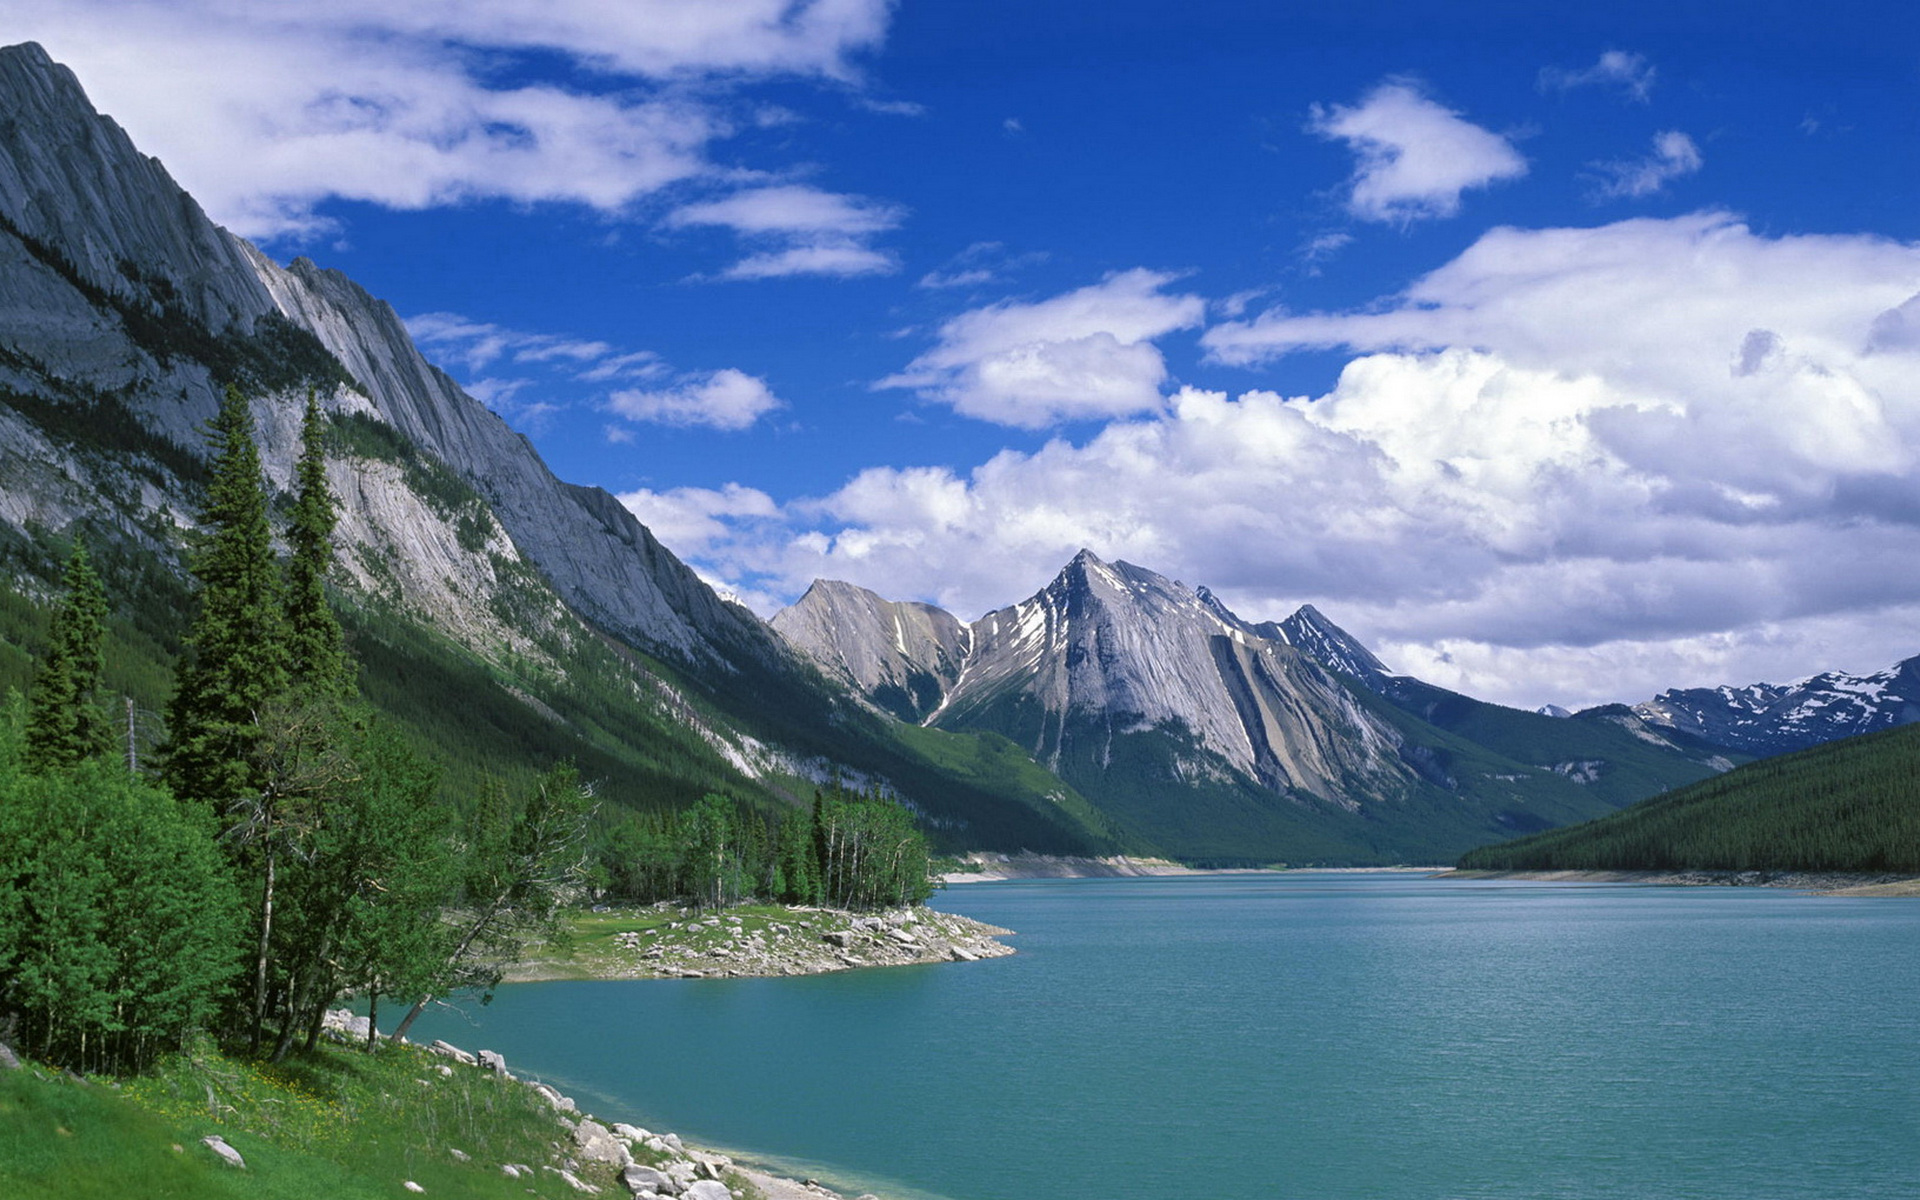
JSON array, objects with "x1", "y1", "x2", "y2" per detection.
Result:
[{"x1": 1629, "y1": 658, "x2": 1920, "y2": 756}]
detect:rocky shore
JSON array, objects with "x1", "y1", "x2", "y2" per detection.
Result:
[
  {"x1": 508, "y1": 903, "x2": 1015, "y2": 983},
  {"x1": 1441, "y1": 868, "x2": 1920, "y2": 896},
  {"x1": 321, "y1": 1010, "x2": 886, "y2": 1200},
  {"x1": 939, "y1": 853, "x2": 1216, "y2": 882}
]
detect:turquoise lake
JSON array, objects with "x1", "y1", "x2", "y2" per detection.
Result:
[{"x1": 410, "y1": 873, "x2": 1920, "y2": 1199}]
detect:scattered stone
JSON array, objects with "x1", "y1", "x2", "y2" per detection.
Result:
[
  {"x1": 501, "y1": 1163, "x2": 530, "y2": 1178},
  {"x1": 621, "y1": 1164, "x2": 677, "y2": 1195},
  {"x1": 436, "y1": 1064, "x2": 454, "y2": 1077},
  {"x1": 683, "y1": 1182, "x2": 731, "y2": 1200},
  {"x1": 403, "y1": 1182, "x2": 425, "y2": 1193},
  {"x1": 477, "y1": 1049, "x2": 509, "y2": 1076},
  {"x1": 201, "y1": 1135, "x2": 246, "y2": 1169},
  {"x1": 573, "y1": 1118, "x2": 633, "y2": 1168},
  {"x1": 821, "y1": 930, "x2": 854, "y2": 948},
  {"x1": 448, "y1": 1148, "x2": 469, "y2": 1162},
  {"x1": 429, "y1": 1040, "x2": 477, "y2": 1066},
  {"x1": 612, "y1": 1123, "x2": 652, "y2": 1142},
  {"x1": 550, "y1": 1166, "x2": 602, "y2": 1194},
  {"x1": 662, "y1": 1132, "x2": 684, "y2": 1154},
  {"x1": 532, "y1": 1082, "x2": 578, "y2": 1113}
]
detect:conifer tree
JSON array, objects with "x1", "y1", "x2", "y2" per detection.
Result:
[
  {"x1": 24, "y1": 539, "x2": 112, "y2": 772},
  {"x1": 162, "y1": 385, "x2": 290, "y2": 803},
  {"x1": 285, "y1": 390, "x2": 353, "y2": 700}
]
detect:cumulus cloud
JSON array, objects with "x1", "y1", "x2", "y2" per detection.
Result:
[
  {"x1": 670, "y1": 215, "x2": 1920, "y2": 708},
  {"x1": 1540, "y1": 51, "x2": 1657, "y2": 102},
  {"x1": 1309, "y1": 81, "x2": 1527, "y2": 223},
  {"x1": 617, "y1": 483, "x2": 782, "y2": 556},
  {"x1": 1591, "y1": 130, "x2": 1703, "y2": 199},
  {"x1": 608, "y1": 368, "x2": 784, "y2": 430},
  {"x1": 7, "y1": 0, "x2": 893, "y2": 239},
  {"x1": 879, "y1": 269, "x2": 1207, "y2": 428}
]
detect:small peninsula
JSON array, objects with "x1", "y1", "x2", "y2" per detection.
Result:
[{"x1": 510, "y1": 903, "x2": 1015, "y2": 983}]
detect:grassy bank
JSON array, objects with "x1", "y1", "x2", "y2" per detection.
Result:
[{"x1": 0, "y1": 1037, "x2": 730, "y2": 1200}]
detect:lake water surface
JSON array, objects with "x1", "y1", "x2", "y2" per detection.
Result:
[{"x1": 411, "y1": 873, "x2": 1920, "y2": 1200}]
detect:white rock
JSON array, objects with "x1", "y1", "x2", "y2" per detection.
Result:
[
  {"x1": 683, "y1": 1181, "x2": 732, "y2": 1200},
  {"x1": 403, "y1": 1182, "x2": 425, "y2": 1193},
  {"x1": 201, "y1": 1135, "x2": 245, "y2": 1169}
]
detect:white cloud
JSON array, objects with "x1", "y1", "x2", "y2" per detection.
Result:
[
  {"x1": 1540, "y1": 51, "x2": 1657, "y2": 102},
  {"x1": 670, "y1": 184, "x2": 902, "y2": 236},
  {"x1": 405, "y1": 311, "x2": 776, "y2": 430},
  {"x1": 669, "y1": 183, "x2": 903, "y2": 279},
  {"x1": 1309, "y1": 81, "x2": 1527, "y2": 223},
  {"x1": 1591, "y1": 130, "x2": 1703, "y2": 199},
  {"x1": 8, "y1": 0, "x2": 893, "y2": 239},
  {"x1": 617, "y1": 483, "x2": 781, "y2": 556},
  {"x1": 608, "y1": 368, "x2": 784, "y2": 430},
  {"x1": 720, "y1": 244, "x2": 899, "y2": 280},
  {"x1": 880, "y1": 269, "x2": 1207, "y2": 428},
  {"x1": 669, "y1": 215, "x2": 1920, "y2": 708},
  {"x1": 916, "y1": 242, "x2": 1048, "y2": 290}
]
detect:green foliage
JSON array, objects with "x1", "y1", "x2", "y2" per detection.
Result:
[
  {"x1": 24, "y1": 539, "x2": 113, "y2": 771},
  {"x1": 284, "y1": 394, "x2": 352, "y2": 701},
  {"x1": 163, "y1": 385, "x2": 290, "y2": 805},
  {"x1": 0, "y1": 699, "x2": 243, "y2": 1075},
  {"x1": 1459, "y1": 722, "x2": 1920, "y2": 872},
  {"x1": 387, "y1": 765, "x2": 596, "y2": 1042},
  {"x1": 593, "y1": 780, "x2": 932, "y2": 911}
]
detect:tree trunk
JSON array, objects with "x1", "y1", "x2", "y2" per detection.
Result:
[{"x1": 250, "y1": 836, "x2": 277, "y2": 1054}]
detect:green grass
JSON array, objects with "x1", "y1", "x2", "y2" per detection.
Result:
[{"x1": 0, "y1": 1039, "x2": 621, "y2": 1200}]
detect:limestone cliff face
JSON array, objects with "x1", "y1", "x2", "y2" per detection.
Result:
[
  {"x1": 769, "y1": 580, "x2": 971, "y2": 723},
  {"x1": 776, "y1": 552, "x2": 1414, "y2": 804},
  {"x1": 0, "y1": 40, "x2": 772, "y2": 670}
]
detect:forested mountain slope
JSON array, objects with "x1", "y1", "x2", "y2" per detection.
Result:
[{"x1": 1457, "y1": 723, "x2": 1920, "y2": 873}]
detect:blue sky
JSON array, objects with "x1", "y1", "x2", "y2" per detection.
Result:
[{"x1": 11, "y1": 1, "x2": 1920, "y2": 708}]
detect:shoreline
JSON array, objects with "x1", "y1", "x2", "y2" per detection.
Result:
[
  {"x1": 507, "y1": 902, "x2": 1016, "y2": 984},
  {"x1": 329, "y1": 1011, "x2": 895, "y2": 1200},
  {"x1": 938, "y1": 853, "x2": 1252, "y2": 882},
  {"x1": 1438, "y1": 868, "x2": 1920, "y2": 896}
]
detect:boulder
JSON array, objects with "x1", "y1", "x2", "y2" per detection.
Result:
[
  {"x1": 532, "y1": 1082, "x2": 578, "y2": 1113},
  {"x1": 403, "y1": 1183, "x2": 425, "y2": 1193},
  {"x1": 429, "y1": 1040, "x2": 477, "y2": 1066},
  {"x1": 0, "y1": 1042, "x2": 20, "y2": 1070},
  {"x1": 201, "y1": 1135, "x2": 246, "y2": 1168},
  {"x1": 821, "y1": 930, "x2": 854, "y2": 948},
  {"x1": 553, "y1": 1166, "x2": 602, "y2": 1194},
  {"x1": 611, "y1": 1123, "x2": 652, "y2": 1143},
  {"x1": 621, "y1": 1164, "x2": 678, "y2": 1195},
  {"x1": 476, "y1": 1049, "x2": 509, "y2": 1076},
  {"x1": 573, "y1": 1118, "x2": 634, "y2": 1168},
  {"x1": 683, "y1": 1182, "x2": 732, "y2": 1200}
]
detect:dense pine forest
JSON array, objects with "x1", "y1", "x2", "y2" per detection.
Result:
[
  {"x1": 1457, "y1": 721, "x2": 1920, "y2": 873},
  {"x1": 0, "y1": 387, "x2": 934, "y2": 1078}
]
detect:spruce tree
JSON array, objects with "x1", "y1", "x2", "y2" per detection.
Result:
[
  {"x1": 162, "y1": 385, "x2": 290, "y2": 804},
  {"x1": 285, "y1": 391, "x2": 353, "y2": 700},
  {"x1": 24, "y1": 539, "x2": 112, "y2": 772}
]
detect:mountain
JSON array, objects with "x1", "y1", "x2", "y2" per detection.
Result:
[
  {"x1": 1626, "y1": 657, "x2": 1920, "y2": 757},
  {"x1": 0, "y1": 41, "x2": 1116, "y2": 855},
  {"x1": 1457, "y1": 721, "x2": 1920, "y2": 874},
  {"x1": 774, "y1": 553, "x2": 1735, "y2": 862}
]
